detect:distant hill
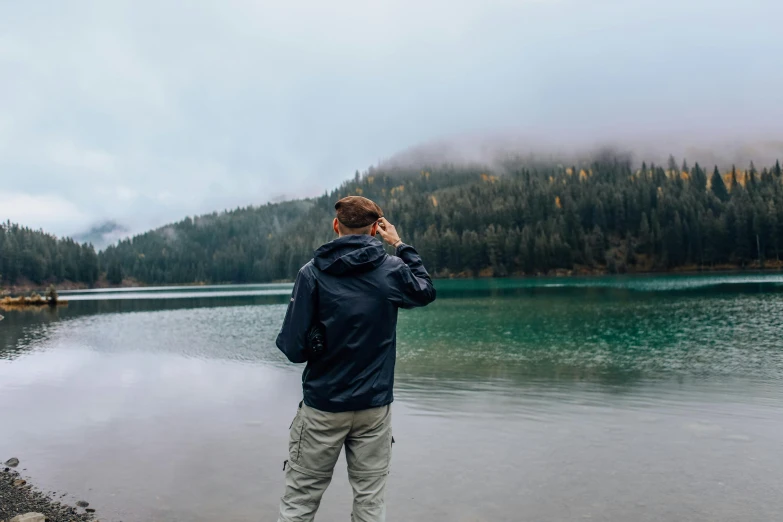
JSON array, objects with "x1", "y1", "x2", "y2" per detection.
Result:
[
  {"x1": 99, "y1": 154, "x2": 783, "y2": 285},
  {"x1": 100, "y1": 199, "x2": 315, "y2": 285},
  {"x1": 73, "y1": 220, "x2": 130, "y2": 250},
  {"x1": 0, "y1": 221, "x2": 99, "y2": 289}
]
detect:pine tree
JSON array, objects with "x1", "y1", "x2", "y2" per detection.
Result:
[
  {"x1": 691, "y1": 163, "x2": 707, "y2": 193},
  {"x1": 420, "y1": 225, "x2": 441, "y2": 274},
  {"x1": 734, "y1": 207, "x2": 752, "y2": 266},
  {"x1": 520, "y1": 226, "x2": 535, "y2": 273},
  {"x1": 638, "y1": 212, "x2": 651, "y2": 256},
  {"x1": 769, "y1": 202, "x2": 780, "y2": 261},
  {"x1": 748, "y1": 162, "x2": 758, "y2": 188},
  {"x1": 711, "y1": 167, "x2": 729, "y2": 202},
  {"x1": 664, "y1": 212, "x2": 685, "y2": 267},
  {"x1": 587, "y1": 225, "x2": 606, "y2": 265},
  {"x1": 668, "y1": 155, "x2": 678, "y2": 175},
  {"x1": 108, "y1": 261, "x2": 124, "y2": 285},
  {"x1": 461, "y1": 230, "x2": 482, "y2": 276},
  {"x1": 730, "y1": 165, "x2": 740, "y2": 193}
]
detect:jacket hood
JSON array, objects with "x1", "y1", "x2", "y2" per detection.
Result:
[{"x1": 313, "y1": 235, "x2": 387, "y2": 275}]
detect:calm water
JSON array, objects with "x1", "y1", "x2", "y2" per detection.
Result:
[{"x1": 1, "y1": 275, "x2": 782, "y2": 521}]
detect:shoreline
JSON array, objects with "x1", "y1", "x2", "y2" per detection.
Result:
[
  {"x1": 1, "y1": 462, "x2": 94, "y2": 522},
  {"x1": 2, "y1": 263, "x2": 782, "y2": 295}
]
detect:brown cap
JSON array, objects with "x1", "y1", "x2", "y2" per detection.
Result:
[{"x1": 334, "y1": 196, "x2": 383, "y2": 229}]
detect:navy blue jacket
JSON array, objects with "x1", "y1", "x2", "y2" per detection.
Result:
[{"x1": 276, "y1": 235, "x2": 436, "y2": 412}]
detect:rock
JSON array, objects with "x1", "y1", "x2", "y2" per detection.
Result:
[
  {"x1": 1, "y1": 470, "x2": 96, "y2": 522},
  {"x1": 10, "y1": 513, "x2": 46, "y2": 522},
  {"x1": 4, "y1": 458, "x2": 19, "y2": 468},
  {"x1": 76, "y1": 501, "x2": 89, "y2": 508},
  {"x1": 85, "y1": 508, "x2": 96, "y2": 513}
]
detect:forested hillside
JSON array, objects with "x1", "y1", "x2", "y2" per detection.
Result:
[
  {"x1": 0, "y1": 222, "x2": 99, "y2": 287},
  {"x1": 100, "y1": 199, "x2": 314, "y2": 285},
  {"x1": 100, "y1": 155, "x2": 783, "y2": 284}
]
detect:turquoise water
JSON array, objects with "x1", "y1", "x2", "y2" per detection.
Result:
[{"x1": 1, "y1": 274, "x2": 782, "y2": 521}]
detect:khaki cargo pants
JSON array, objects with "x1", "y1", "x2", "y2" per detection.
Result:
[{"x1": 278, "y1": 403, "x2": 393, "y2": 522}]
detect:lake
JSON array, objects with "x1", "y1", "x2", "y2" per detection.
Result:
[{"x1": 1, "y1": 274, "x2": 783, "y2": 522}]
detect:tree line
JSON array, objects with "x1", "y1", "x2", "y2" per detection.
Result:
[
  {"x1": 99, "y1": 155, "x2": 783, "y2": 284},
  {"x1": 3, "y1": 154, "x2": 782, "y2": 289},
  {"x1": 0, "y1": 221, "x2": 99, "y2": 286}
]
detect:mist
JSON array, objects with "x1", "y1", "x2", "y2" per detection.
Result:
[{"x1": 382, "y1": 132, "x2": 783, "y2": 173}]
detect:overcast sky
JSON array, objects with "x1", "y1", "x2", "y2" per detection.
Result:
[{"x1": 1, "y1": 0, "x2": 782, "y2": 239}]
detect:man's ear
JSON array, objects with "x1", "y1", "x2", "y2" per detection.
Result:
[
  {"x1": 370, "y1": 222, "x2": 379, "y2": 236},
  {"x1": 333, "y1": 218, "x2": 340, "y2": 236}
]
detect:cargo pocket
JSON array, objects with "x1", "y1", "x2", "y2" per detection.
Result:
[
  {"x1": 288, "y1": 404, "x2": 305, "y2": 465},
  {"x1": 388, "y1": 431, "x2": 394, "y2": 472},
  {"x1": 290, "y1": 406, "x2": 345, "y2": 479}
]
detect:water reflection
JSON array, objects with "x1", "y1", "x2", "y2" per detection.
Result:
[{"x1": 0, "y1": 307, "x2": 62, "y2": 360}]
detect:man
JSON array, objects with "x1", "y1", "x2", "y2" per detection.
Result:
[{"x1": 275, "y1": 195, "x2": 436, "y2": 522}]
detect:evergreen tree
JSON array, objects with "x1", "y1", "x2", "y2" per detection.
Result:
[
  {"x1": 0, "y1": 222, "x2": 99, "y2": 287},
  {"x1": 691, "y1": 163, "x2": 707, "y2": 193},
  {"x1": 711, "y1": 167, "x2": 729, "y2": 202},
  {"x1": 638, "y1": 213, "x2": 651, "y2": 256},
  {"x1": 587, "y1": 225, "x2": 606, "y2": 265},
  {"x1": 107, "y1": 261, "x2": 124, "y2": 285},
  {"x1": 729, "y1": 165, "x2": 740, "y2": 193},
  {"x1": 461, "y1": 230, "x2": 483, "y2": 275}
]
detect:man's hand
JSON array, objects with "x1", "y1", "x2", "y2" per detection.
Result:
[{"x1": 376, "y1": 218, "x2": 402, "y2": 247}]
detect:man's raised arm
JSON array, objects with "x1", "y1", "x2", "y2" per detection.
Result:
[{"x1": 377, "y1": 217, "x2": 437, "y2": 309}]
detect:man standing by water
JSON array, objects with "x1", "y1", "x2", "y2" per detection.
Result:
[{"x1": 275, "y1": 196, "x2": 436, "y2": 521}]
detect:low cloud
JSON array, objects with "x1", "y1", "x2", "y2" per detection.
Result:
[
  {"x1": 384, "y1": 132, "x2": 783, "y2": 172},
  {"x1": 0, "y1": 191, "x2": 91, "y2": 233}
]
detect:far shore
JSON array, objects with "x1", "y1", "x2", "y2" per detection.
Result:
[{"x1": 2, "y1": 262, "x2": 782, "y2": 297}]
